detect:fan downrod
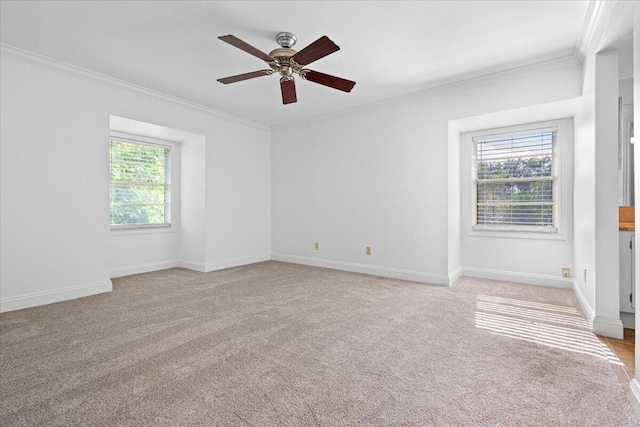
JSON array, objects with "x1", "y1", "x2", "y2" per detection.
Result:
[{"x1": 276, "y1": 32, "x2": 297, "y2": 48}]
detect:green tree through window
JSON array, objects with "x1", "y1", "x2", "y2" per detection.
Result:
[
  {"x1": 474, "y1": 131, "x2": 556, "y2": 230},
  {"x1": 110, "y1": 138, "x2": 171, "y2": 226}
]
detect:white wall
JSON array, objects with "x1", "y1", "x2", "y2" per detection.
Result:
[
  {"x1": 180, "y1": 137, "x2": 207, "y2": 269},
  {"x1": 111, "y1": 231, "x2": 181, "y2": 277},
  {"x1": 0, "y1": 52, "x2": 270, "y2": 311},
  {"x1": 0, "y1": 56, "x2": 112, "y2": 310},
  {"x1": 592, "y1": 49, "x2": 623, "y2": 338},
  {"x1": 271, "y1": 59, "x2": 582, "y2": 285},
  {"x1": 205, "y1": 123, "x2": 271, "y2": 270},
  {"x1": 573, "y1": 58, "x2": 597, "y2": 317},
  {"x1": 621, "y1": 78, "x2": 634, "y2": 104},
  {"x1": 447, "y1": 125, "x2": 461, "y2": 281}
]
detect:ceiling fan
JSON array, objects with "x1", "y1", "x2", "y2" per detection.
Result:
[{"x1": 217, "y1": 32, "x2": 356, "y2": 105}]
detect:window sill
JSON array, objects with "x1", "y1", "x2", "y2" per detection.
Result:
[
  {"x1": 111, "y1": 225, "x2": 176, "y2": 236},
  {"x1": 467, "y1": 227, "x2": 565, "y2": 241}
]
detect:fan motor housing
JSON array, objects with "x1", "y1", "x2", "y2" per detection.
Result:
[
  {"x1": 268, "y1": 47, "x2": 296, "y2": 60},
  {"x1": 268, "y1": 48, "x2": 301, "y2": 77}
]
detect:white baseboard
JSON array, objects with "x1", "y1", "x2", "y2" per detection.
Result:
[
  {"x1": 0, "y1": 280, "x2": 113, "y2": 313},
  {"x1": 630, "y1": 379, "x2": 640, "y2": 417},
  {"x1": 462, "y1": 267, "x2": 574, "y2": 289},
  {"x1": 572, "y1": 278, "x2": 595, "y2": 324},
  {"x1": 271, "y1": 253, "x2": 450, "y2": 285},
  {"x1": 620, "y1": 312, "x2": 635, "y2": 330},
  {"x1": 203, "y1": 254, "x2": 271, "y2": 272},
  {"x1": 179, "y1": 259, "x2": 207, "y2": 272},
  {"x1": 180, "y1": 254, "x2": 270, "y2": 273},
  {"x1": 448, "y1": 267, "x2": 463, "y2": 285},
  {"x1": 110, "y1": 259, "x2": 181, "y2": 278},
  {"x1": 592, "y1": 316, "x2": 624, "y2": 339},
  {"x1": 110, "y1": 254, "x2": 271, "y2": 276}
]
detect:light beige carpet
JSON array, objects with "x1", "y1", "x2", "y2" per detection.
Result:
[{"x1": 1, "y1": 261, "x2": 638, "y2": 426}]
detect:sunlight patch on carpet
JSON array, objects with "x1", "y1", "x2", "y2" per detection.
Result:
[{"x1": 475, "y1": 294, "x2": 623, "y2": 366}]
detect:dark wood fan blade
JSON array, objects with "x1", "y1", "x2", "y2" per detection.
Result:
[
  {"x1": 218, "y1": 35, "x2": 274, "y2": 62},
  {"x1": 281, "y1": 78, "x2": 297, "y2": 104},
  {"x1": 291, "y1": 36, "x2": 340, "y2": 66},
  {"x1": 217, "y1": 70, "x2": 272, "y2": 84},
  {"x1": 301, "y1": 70, "x2": 356, "y2": 92}
]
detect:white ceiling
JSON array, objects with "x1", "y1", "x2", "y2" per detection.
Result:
[{"x1": 0, "y1": 1, "x2": 588, "y2": 127}]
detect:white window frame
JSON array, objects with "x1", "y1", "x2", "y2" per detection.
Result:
[
  {"x1": 109, "y1": 131, "x2": 179, "y2": 234},
  {"x1": 463, "y1": 119, "x2": 568, "y2": 240}
]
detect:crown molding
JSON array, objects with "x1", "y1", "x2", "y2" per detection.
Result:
[
  {"x1": 1, "y1": 35, "x2": 584, "y2": 134},
  {"x1": 573, "y1": 0, "x2": 609, "y2": 62},
  {"x1": 272, "y1": 52, "x2": 581, "y2": 131},
  {"x1": 0, "y1": 43, "x2": 269, "y2": 131}
]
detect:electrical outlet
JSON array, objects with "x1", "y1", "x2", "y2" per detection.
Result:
[
  {"x1": 562, "y1": 267, "x2": 570, "y2": 278},
  {"x1": 314, "y1": 242, "x2": 319, "y2": 250},
  {"x1": 366, "y1": 246, "x2": 371, "y2": 255}
]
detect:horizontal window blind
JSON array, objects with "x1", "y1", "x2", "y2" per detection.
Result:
[
  {"x1": 474, "y1": 130, "x2": 556, "y2": 230},
  {"x1": 110, "y1": 138, "x2": 171, "y2": 226}
]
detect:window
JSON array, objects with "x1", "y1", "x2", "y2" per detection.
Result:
[
  {"x1": 110, "y1": 136, "x2": 172, "y2": 228},
  {"x1": 471, "y1": 123, "x2": 560, "y2": 234}
]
